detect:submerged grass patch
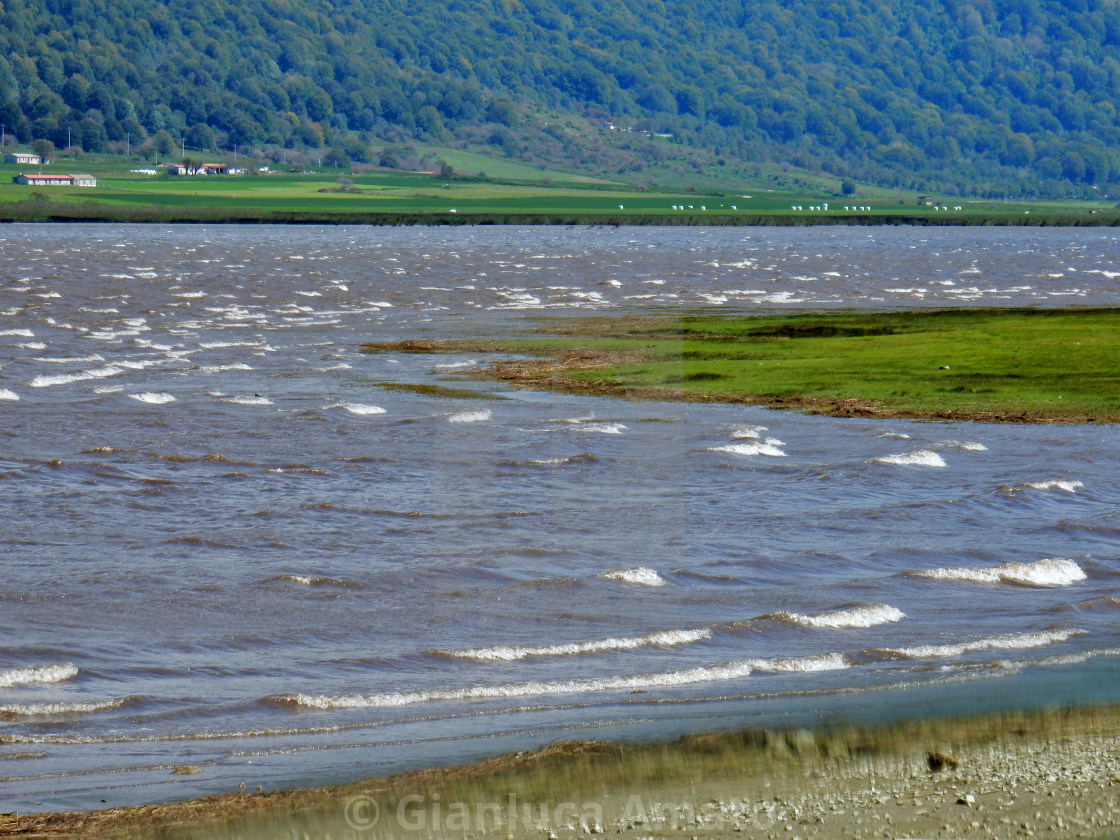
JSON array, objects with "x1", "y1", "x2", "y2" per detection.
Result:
[
  {"x1": 363, "y1": 308, "x2": 1120, "y2": 422},
  {"x1": 370, "y1": 381, "x2": 507, "y2": 400}
]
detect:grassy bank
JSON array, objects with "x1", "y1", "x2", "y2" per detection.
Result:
[
  {"x1": 1, "y1": 156, "x2": 1119, "y2": 224},
  {"x1": 363, "y1": 308, "x2": 1120, "y2": 423},
  {"x1": 8, "y1": 707, "x2": 1120, "y2": 839}
]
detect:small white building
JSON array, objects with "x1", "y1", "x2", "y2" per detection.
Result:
[{"x1": 5, "y1": 152, "x2": 41, "y2": 165}]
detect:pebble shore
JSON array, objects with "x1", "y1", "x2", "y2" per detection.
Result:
[{"x1": 6, "y1": 708, "x2": 1120, "y2": 839}]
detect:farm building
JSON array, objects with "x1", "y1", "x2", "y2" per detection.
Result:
[
  {"x1": 12, "y1": 173, "x2": 96, "y2": 187},
  {"x1": 5, "y1": 152, "x2": 41, "y2": 165}
]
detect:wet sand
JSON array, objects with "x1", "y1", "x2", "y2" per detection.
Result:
[{"x1": 7, "y1": 706, "x2": 1120, "y2": 840}]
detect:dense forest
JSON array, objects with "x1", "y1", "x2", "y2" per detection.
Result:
[{"x1": 3, "y1": 0, "x2": 1120, "y2": 195}]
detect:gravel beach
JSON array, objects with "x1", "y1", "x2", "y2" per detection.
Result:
[{"x1": 6, "y1": 708, "x2": 1120, "y2": 840}]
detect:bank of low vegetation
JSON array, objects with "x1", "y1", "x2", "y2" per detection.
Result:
[{"x1": 364, "y1": 308, "x2": 1120, "y2": 423}]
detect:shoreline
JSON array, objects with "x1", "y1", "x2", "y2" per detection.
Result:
[
  {"x1": 1, "y1": 206, "x2": 1119, "y2": 227},
  {"x1": 7, "y1": 706, "x2": 1120, "y2": 839}
]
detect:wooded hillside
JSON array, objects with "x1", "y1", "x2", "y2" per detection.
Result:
[{"x1": 3, "y1": 0, "x2": 1119, "y2": 195}]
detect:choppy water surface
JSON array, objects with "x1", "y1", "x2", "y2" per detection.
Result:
[{"x1": 2, "y1": 224, "x2": 1119, "y2": 812}]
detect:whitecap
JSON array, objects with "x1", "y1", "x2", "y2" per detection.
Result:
[
  {"x1": 0, "y1": 329, "x2": 35, "y2": 337},
  {"x1": 0, "y1": 662, "x2": 78, "y2": 688},
  {"x1": 279, "y1": 652, "x2": 847, "y2": 709},
  {"x1": 196, "y1": 363, "x2": 254, "y2": 374},
  {"x1": 0, "y1": 388, "x2": 18, "y2": 401},
  {"x1": 731, "y1": 425, "x2": 767, "y2": 439},
  {"x1": 879, "y1": 628, "x2": 1085, "y2": 659},
  {"x1": 129, "y1": 392, "x2": 175, "y2": 404},
  {"x1": 1022, "y1": 480, "x2": 1083, "y2": 493},
  {"x1": 874, "y1": 450, "x2": 946, "y2": 468},
  {"x1": 601, "y1": 567, "x2": 666, "y2": 587},
  {"x1": 0, "y1": 698, "x2": 127, "y2": 716},
  {"x1": 443, "y1": 628, "x2": 712, "y2": 661},
  {"x1": 448, "y1": 409, "x2": 491, "y2": 423},
  {"x1": 223, "y1": 395, "x2": 273, "y2": 406},
  {"x1": 331, "y1": 402, "x2": 387, "y2": 416},
  {"x1": 708, "y1": 441, "x2": 786, "y2": 457},
  {"x1": 910, "y1": 557, "x2": 1086, "y2": 587},
  {"x1": 775, "y1": 604, "x2": 906, "y2": 629},
  {"x1": 576, "y1": 422, "x2": 625, "y2": 434},
  {"x1": 943, "y1": 440, "x2": 988, "y2": 451}
]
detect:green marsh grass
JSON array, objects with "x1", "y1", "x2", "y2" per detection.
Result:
[{"x1": 365, "y1": 308, "x2": 1120, "y2": 422}]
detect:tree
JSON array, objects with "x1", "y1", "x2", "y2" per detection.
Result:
[
  {"x1": 841, "y1": 178, "x2": 856, "y2": 196},
  {"x1": 152, "y1": 129, "x2": 176, "y2": 157},
  {"x1": 185, "y1": 123, "x2": 215, "y2": 151},
  {"x1": 30, "y1": 138, "x2": 55, "y2": 163}
]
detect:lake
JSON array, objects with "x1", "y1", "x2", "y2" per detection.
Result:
[{"x1": 2, "y1": 223, "x2": 1119, "y2": 813}]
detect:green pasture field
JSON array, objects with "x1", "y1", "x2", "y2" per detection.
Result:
[
  {"x1": 364, "y1": 308, "x2": 1120, "y2": 422},
  {"x1": 0, "y1": 150, "x2": 1117, "y2": 223}
]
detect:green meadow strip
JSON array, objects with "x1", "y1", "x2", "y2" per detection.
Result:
[{"x1": 363, "y1": 308, "x2": 1120, "y2": 422}]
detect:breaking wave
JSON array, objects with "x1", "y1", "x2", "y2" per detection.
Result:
[
  {"x1": 277, "y1": 652, "x2": 850, "y2": 709},
  {"x1": 772, "y1": 604, "x2": 906, "y2": 629},
  {"x1": 440, "y1": 628, "x2": 712, "y2": 662},
  {"x1": 708, "y1": 440, "x2": 786, "y2": 458},
  {"x1": 0, "y1": 697, "x2": 130, "y2": 717},
  {"x1": 129, "y1": 392, "x2": 175, "y2": 404},
  {"x1": 909, "y1": 558, "x2": 1086, "y2": 587},
  {"x1": 600, "y1": 567, "x2": 666, "y2": 587},
  {"x1": 330, "y1": 402, "x2": 387, "y2": 416},
  {"x1": 1022, "y1": 480, "x2": 1083, "y2": 493},
  {"x1": 0, "y1": 662, "x2": 78, "y2": 688},
  {"x1": 875, "y1": 628, "x2": 1086, "y2": 659},
  {"x1": 874, "y1": 450, "x2": 947, "y2": 467},
  {"x1": 449, "y1": 409, "x2": 492, "y2": 423}
]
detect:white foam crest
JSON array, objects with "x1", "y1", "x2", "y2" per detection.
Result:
[
  {"x1": 0, "y1": 388, "x2": 18, "y2": 401},
  {"x1": 0, "y1": 697, "x2": 126, "y2": 716},
  {"x1": 223, "y1": 395, "x2": 273, "y2": 406},
  {"x1": 196, "y1": 363, "x2": 254, "y2": 374},
  {"x1": 944, "y1": 440, "x2": 988, "y2": 451},
  {"x1": 748, "y1": 652, "x2": 851, "y2": 673},
  {"x1": 575, "y1": 422, "x2": 625, "y2": 434},
  {"x1": 778, "y1": 604, "x2": 906, "y2": 629},
  {"x1": 912, "y1": 557, "x2": 1086, "y2": 587},
  {"x1": 448, "y1": 409, "x2": 491, "y2": 423},
  {"x1": 708, "y1": 441, "x2": 786, "y2": 458},
  {"x1": 446, "y1": 628, "x2": 712, "y2": 662},
  {"x1": 38, "y1": 353, "x2": 105, "y2": 364},
  {"x1": 0, "y1": 662, "x2": 78, "y2": 688},
  {"x1": 731, "y1": 425, "x2": 767, "y2": 439},
  {"x1": 331, "y1": 402, "x2": 387, "y2": 416},
  {"x1": 601, "y1": 567, "x2": 666, "y2": 587},
  {"x1": 874, "y1": 449, "x2": 947, "y2": 467},
  {"x1": 284, "y1": 653, "x2": 847, "y2": 710},
  {"x1": 881, "y1": 628, "x2": 1086, "y2": 659},
  {"x1": 129, "y1": 392, "x2": 175, "y2": 404},
  {"x1": 432, "y1": 360, "x2": 478, "y2": 371},
  {"x1": 29, "y1": 368, "x2": 126, "y2": 388},
  {"x1": 1023, "y1": 480, "x2": 1083, "y2": 493},
  {"x1": 287, "y1": 652, "x2": 854, "y2": 709}
]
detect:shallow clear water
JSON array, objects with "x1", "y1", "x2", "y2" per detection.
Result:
[{"x1": 1, "y1": 223, "x2": 1119, "y2": 812}]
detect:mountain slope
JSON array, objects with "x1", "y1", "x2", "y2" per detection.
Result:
[{"x1": 2, "y1": 0, "x2": 1119, "y2": 195}]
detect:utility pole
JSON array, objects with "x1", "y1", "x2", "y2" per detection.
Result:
[{"x1": 126, "y1": 133, "x2": 130, "y2": 157}]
